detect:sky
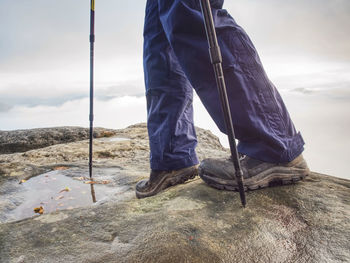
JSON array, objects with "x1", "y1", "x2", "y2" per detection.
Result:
[{"x1": 0, "y1": 0, "x2": 349, "y2": 179}]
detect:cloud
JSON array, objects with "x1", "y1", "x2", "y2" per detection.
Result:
[
  {"x1": 0, "y1": 102, "x2": 12, "y2": 112},
  {"x1": 280, "y1": 89, "x2": 350, "y2": 179},
  {"x1": 0, "y1": 96, "x2": 147, "y2": 131},
  {"x1": 224, "y1": 0, "x2": 350, "y2": 60},
  {"x1": 1, "y1": 0, "x2": 349, "y2": 75},
  {"x1": 0, "y1": 59, "x2": 144, "y2": 107},
  {"x1": 0, "y1": 0, "x2": 144, "y2": 72},
  {"x1": 1, "y1": 0, "x2": 349, "y2": 110}
]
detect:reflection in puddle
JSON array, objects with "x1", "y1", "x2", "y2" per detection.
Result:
[
  {"x1": 11, "y1": 169, "x2": 127, "y2": 221},
  {"x1": 90, "y1": 184, "x2": 96, "y2": 203}
]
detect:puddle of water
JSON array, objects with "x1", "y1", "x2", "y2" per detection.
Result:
[{"x1": 10, "y1": 169, "x2": 128, "y2": 221}]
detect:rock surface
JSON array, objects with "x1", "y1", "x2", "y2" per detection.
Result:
[
  {"x1": 0, "y1": 123, "x2": 349, "y2": 263},
  {"x1": 0, "y1": 126, "x2": 117, "y2": 154}
]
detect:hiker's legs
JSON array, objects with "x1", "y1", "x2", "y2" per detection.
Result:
[
  {"x1": 158, "y1": 0, "x2": 304, "y2": 163},
  {"x1": 144, "y1": 0, "x2": 199, "y2": 171}
]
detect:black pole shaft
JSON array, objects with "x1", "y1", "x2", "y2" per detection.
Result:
[
  {"x1": 89, "y1": 0, "x2": 95, "y2": 179},
  {"x1": 199, "y1": 0, "x2": 246, "y2": 207}
]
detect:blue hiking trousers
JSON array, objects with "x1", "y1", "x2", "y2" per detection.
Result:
[{"x1": 143, "y1": 0, "x2": 305, "y2": 171}]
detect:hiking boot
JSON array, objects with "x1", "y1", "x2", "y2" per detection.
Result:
[
  {"x1": 199, "y1": 154, "x2": 309, "y2": 191},
  {"x1": 136, "y1": 165, "x2": 199, "y2": 198}
]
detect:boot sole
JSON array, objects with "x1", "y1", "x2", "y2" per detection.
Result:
[
  {"x1": 136, "y1": 166, "x2": 199, "y2": 199},
  {"x1": 200, "y1": 165, "x2": 309, "y2": 192}
]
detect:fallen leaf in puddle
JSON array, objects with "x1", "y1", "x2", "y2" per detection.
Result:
[
  {"x1": 55, "y1": 195, "x2": 64, "y2": 200},
  {"x1": 20, "y1": 179, "x2": 27, "y2": 184},
  {"x1": 83, "y1": 180, "x2": 110, "y2": 185},
  {"x1": 54, "y1": 166, "x2": 69, "y2": 170},
  {"x1": 84, "y1": 181, "x2": 96, "y2": 184},
  {"x1": 73, "y1": 177, "x2": 83, "y2": 181},
  {"x1": 73, "y1": 176, "x2": 89, "y2": 181},
  {"x1": 59, "y1": 187, "x2": 70, "y2": 193},
  {"x1": 34, "y1": 206, "x2": 44, "y2": 214}
]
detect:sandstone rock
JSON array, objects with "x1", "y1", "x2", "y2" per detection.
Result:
[
  {"x1": 0, "y1": 126, "x2": 118, "y2": 154},
  {"x1": 0, "y1": 123, "x2": 225, "y2": 180},
  {"x1": 0, "y1": 124, "x2": 349, "y2": 263}
]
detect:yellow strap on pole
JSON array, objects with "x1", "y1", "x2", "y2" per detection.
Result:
[{"x1": 91, "y1": 0, "x2": 95, "y2": 11}]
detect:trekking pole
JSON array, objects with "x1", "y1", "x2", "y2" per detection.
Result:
[
  {"x1": 89, "y1": 0, "x2": 95, "y2": 179},
  {"x1": 199, "y1": 0, "x2": 246, "y2": 207}
]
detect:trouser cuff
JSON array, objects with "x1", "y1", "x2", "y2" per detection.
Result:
[{"x1": 150, "y1": 154, "x2": 199, "y2": 171}]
